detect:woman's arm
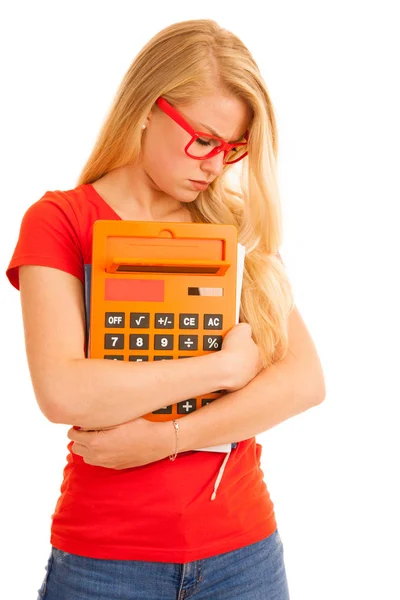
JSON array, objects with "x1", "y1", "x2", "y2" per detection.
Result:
[
  {"x1": 66, "y1": 305, "x2": 325, "y2": 471},
  {"x1": 169, "y1": 305, "x2": 326, "y2": 452},
  {"x1": 19, "y1": 265, "x2": 233, "y2": 428}
]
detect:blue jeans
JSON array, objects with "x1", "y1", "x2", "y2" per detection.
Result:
[{"x1": 37, "y1": 528, "x2": 290, "y2": 599}]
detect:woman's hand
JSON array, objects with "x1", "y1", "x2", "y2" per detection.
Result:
[
  {"x1": 220, "y1": 322, "x2": 264, "y2": 392},
  {"x1": 67, "y1": 417, "x2": 174, "y2": 470}
]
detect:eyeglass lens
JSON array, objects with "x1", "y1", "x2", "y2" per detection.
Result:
[{"x1": 187, "y1": 135, "x2": 247, "y2": 163}]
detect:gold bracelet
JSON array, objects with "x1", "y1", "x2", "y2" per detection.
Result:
[{"x1": 169, "y1": 420, "x2": 179, "y2": 461}]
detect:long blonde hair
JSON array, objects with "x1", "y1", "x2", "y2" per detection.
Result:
[{"x1": 77, "y1": 19, "x2": 295, "y2": 367}]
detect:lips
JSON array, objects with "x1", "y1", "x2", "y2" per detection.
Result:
[{"x1": 189, "y1": 179, "x2": 210, "y2": 191}]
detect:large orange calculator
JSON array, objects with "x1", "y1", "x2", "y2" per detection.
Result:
[{"x1": 84, "y1": 220, "x2": 239, "y2": 431}]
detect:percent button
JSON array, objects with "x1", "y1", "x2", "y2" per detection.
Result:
[{"x1": 203, "y1": 335, "x2": 223, "y2": 351}]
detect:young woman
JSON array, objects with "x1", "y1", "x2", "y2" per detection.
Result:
[{"x1": 6, "y1": 18, "x2": 325, "y2": 600}]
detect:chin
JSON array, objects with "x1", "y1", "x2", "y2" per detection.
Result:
[
  {"x1": 180, "y1": 194, "x2": 199, "y2": 203},
  {"x1": 173, "y1": 186, "x2": 201, "y2": 203}
]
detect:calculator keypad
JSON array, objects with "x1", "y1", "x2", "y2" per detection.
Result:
[{"x1": 103, "y1": 311, "x2": 225, "y2": 416}]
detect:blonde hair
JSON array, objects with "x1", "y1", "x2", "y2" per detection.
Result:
[{"x1": 77, "y1": 19, "x2": 295, "y2": 367}]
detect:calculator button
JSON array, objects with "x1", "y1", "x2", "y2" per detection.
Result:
[
  {"x1": 105, "y1": 333, "x2": 124, "y2": 349},
  {"x1": 130, "y1": 313, "x2": 150, "y2": 328},
  {"x1": 129, "y1": 334, "x2": 149, "y2": 350},
  {"x1": 105, "y1": 313, "x2": 125, "y2": 328},
  {"x1": 154, "y1": 356, "x2": 173, "y2": 360},
  {"x1": 178, "y1": 356, "x2": 191, "y2": 359},
  {"x1": 129, "y1": 356, "x2": 149, "y2": 361},
  {"x1": 202, "y1": 398, "x2": 216, "y2": 406},
  {"x1": 179, "y1": 335, "x2": 198, "y2": 351},
  {"x1": 154, "y1": 335, "x2": 174, "y2": 350},
  {"x1": 177, "y1": 399, "x2": 197, "y2": 414},
  {"x1": 104, "y1": 355, "x2": 124, "y2": 360},
  {"x1": 204, "y1": 314, "x2": 223, "y2": 329},
  {"x1": 203, "y1": 335, "x2": 223, "y2": 351},
  {"x1": 152, "y1": 406, "x2": 173, "y2": 414},
  {"x1": 179, "y1": 314, "x2": 198, "y2": 329},
  {"x1": 154, "y1": 313, "x2": 174, "y2": 328}
]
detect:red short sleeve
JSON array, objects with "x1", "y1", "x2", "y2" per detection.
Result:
[{"x1": 5, "y1": 192, "x2": 84, "y2": 291}]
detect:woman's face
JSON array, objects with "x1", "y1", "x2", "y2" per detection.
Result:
[{"x1": 140, "y1": 91, "x2": 252, "y2": 203}]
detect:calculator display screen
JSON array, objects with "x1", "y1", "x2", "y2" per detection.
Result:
[{"x1": 105, "y1": 278, "x2": 165, "y2": 302}]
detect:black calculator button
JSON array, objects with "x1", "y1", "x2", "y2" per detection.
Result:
[
  {"x1": 204, "y1": 314, "x2": 223, "y2": 329},
  {"x1": 129, "y1": 334, "x2": 149, "y2": 350},
  {"x1": 154, "y1": 335, "x2": 174, "y2": 351},
  {"x1": 104, "y1": 355, "x2": 124, "y2": 360},
  {"x1": 105, "y1": 312, "x2": 125, "y2": 328},
  {"x1": 154, "y1": 355, "x2": 173, "y2": 360},
  {"x1": 130, "y1": 313, "x2": 150, "y2": 328},
  {"x1": 202, "y1": 398, "x2": 216, "y2": 406},
  {"x1": 177, "y1": 399, "x2": 197, "y2": 414},
  {"x1": 152, "y1": 406, "x2": 173, "y2": 414},
  {"x1": 154, "y1": 313, "x2": 174, "y2": 328},
  {"x1": 105, "y1": 333, "x2": 124, "y2": 349},
  {"x1": 203, "y1": 335, "x2": 223, "y2": 351},
  {"x1": 179, "y1": 335, "x2": 198, "y2": 351},
  {"x1": 179, "y1": 314, "x2": 198, "y2": 329},
  {"x1": 129, "y1": 356, "x2": 149, "y2": 361}
]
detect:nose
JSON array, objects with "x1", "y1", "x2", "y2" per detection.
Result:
[{"x1": 200, "y1": 150, "x2": 225, "y2": 177}]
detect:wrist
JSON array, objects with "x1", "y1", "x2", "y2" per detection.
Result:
[
  {"x1": 213, "y1": 349, "x2": 234, "y2": 391},
  {"x1": 161, "y1": 419, "x2": 179, "y2": 459}
]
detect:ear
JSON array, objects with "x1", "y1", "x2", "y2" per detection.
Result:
[{"x1": 148, "y1": 104, "x2": 160, "y2": 121}]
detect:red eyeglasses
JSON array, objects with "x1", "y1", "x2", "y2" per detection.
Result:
[{"x1": 155, "y1": 97, "x2": 249, "y2": 164}]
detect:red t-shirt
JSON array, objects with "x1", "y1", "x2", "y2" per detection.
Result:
[{"x1": 5, "y1": 183, "x2": 277, "y2": 562}]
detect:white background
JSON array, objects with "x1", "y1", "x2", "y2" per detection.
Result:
[{"x1": 1, "y1": 1, "x2": 399, "y2": 598}]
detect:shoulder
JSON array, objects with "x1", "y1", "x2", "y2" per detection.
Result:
[
  {"x1": 19, "y1": 183, "x2": 100, "y2": 252},
  {"x1": 6, "y1": 185, "x2": 93, "y2": 291},
  {"x1": 24, "y1": 184, "x2": 90, "y2": 228}
]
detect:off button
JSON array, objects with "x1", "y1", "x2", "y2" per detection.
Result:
[{"x1": 105, "y1": 312, "x2": 125, "y2": 328}]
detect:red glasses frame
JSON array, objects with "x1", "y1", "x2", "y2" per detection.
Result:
[{"x1": 155, "y1": 97, "x2": 249, "y2": 164}]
